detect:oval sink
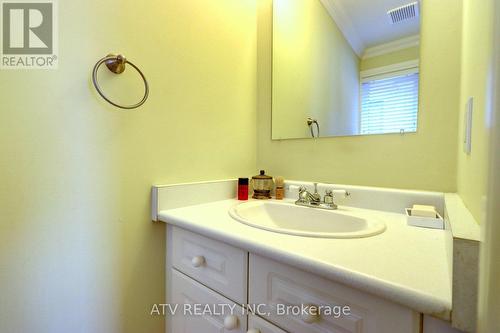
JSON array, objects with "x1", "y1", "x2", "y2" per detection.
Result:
[{"x1": 229, "y1": 201, "x2": 386, "y2": 238}]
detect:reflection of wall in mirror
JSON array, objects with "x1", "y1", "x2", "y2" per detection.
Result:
[{"x1": 272, "y1": 0, "x2": 360, "y2": 139}]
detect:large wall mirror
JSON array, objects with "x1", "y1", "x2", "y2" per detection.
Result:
[{"x1": 272, "y1": 0, "x2": 421, "y2": 139}]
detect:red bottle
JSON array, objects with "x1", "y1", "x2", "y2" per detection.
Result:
[{"x1": 238, "y1": 178, "x2": 249, "y2": 200}]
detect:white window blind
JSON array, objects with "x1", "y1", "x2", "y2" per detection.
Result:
[{"x1": 360, "y1": 68, "x2": 419, "y2": 135}]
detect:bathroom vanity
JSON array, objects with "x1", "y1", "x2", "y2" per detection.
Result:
[
  {"x1": 152, "y1": 180, "x2": 475, "y2": 333},
  {"x1": 167, "y1": 225, "x2": 422, "y2": 332}
]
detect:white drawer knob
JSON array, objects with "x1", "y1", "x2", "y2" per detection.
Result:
[
  {"x1": 191, "y1": 256, "x2": 205, "y2": 268},
  {"x1": 247, "y1": 329, "x2": 261, "y2": 333},
  {"x1": 224, "y1": 315, "x2": 239, "y2": 330},
  {"x1": 301, "y1": 304, "x2": 319, "y2": 324}
]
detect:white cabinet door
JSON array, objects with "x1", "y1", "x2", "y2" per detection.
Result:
[
  {"x1": 170, "y1": 269, "x2": 247, "y2": 333},
  {"x1": 171, "y1": 226, "x2": 248, "y2": 303},
  {"x1": 249, "y1": 254, "x2": 420, "y2": 333},
  {"x1": 247, "y1": 315, "x2": 288, "y2": 333}
]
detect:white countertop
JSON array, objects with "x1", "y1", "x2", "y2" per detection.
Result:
[{"x1": 158, "y1": 198, "x2": 452, "y2": 320}]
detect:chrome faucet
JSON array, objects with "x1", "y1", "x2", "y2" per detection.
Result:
[
  {"x1": 298, "y1": 182, "x2": 321, "y2": 204},
  {"x1": 295, "y1": 183, "x2": 350, "y2": 210}
]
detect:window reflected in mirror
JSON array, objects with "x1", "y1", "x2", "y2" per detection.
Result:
[{"x1": 272, "y1": 0, "x2": 421, "y2": 139}]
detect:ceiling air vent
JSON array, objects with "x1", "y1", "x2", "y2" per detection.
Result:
[{"x1": 387, "y1": 2, "x2": 420, "y2": 24}]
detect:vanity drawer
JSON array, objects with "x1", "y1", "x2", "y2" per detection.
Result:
[
  {"x1": 248, "y1": 315, "x2": 288, "y2": 333},
  {"x1": 249, "y1": 254, "x2": 420, "y2": 333},
  {"x1": 171, "y1": 226, "x2": 248, "y2": 303},
  {"x1": 170, "y1": 269, "x2": 247, "y2": 333}
]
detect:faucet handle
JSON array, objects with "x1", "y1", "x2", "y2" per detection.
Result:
[
  {"x1": 297, "y1": 186, "x2": 308, "y2": 202},
  {"x1": 323, "y1": 190, "x2": 333, "y2": 204}
]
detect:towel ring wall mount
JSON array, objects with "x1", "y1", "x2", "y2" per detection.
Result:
[
  {"x1": 307, "y1": 117, "x2": 320, "y2": 138},
  {"x1": 92, "y1": 54, "x2": 149, "y2": 109}
]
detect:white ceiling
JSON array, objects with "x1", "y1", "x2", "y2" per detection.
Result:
[{"x1": 324, "y1": 0, "x2": 421, "y2": 54}]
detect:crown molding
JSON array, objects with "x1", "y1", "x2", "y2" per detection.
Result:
[
  {"x1": 319, "y1": 0, "x2": 365, "y2": 57},
  {"x1": 362, "y1": 34, "x2": 420, "y2": 59},
  {"x1": 360, "y1": 59, "x2": 419, "y2": 81}
]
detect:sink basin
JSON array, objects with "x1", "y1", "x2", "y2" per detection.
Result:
[{"x1": 229, "y1": 201, "x2": 386, "y2": 238}]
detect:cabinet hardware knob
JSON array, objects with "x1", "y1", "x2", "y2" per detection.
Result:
[
  {"x1": 191, "y1": 256, "x2": 205, "y2": 268},
  {"x1": 301, "y1": 304, "x2": 320, "y2": 324},
  {"x1": 224, "y1": 315, "x2": 239, "y2": 330}
]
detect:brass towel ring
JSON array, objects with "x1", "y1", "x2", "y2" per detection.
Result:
[{"x1": 92, "y1": 54, "x2": 149, "y2": 109}]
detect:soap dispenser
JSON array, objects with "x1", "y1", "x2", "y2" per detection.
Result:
[{"x1": 251, "y1": 170, "x2": 274, "y2": 199}]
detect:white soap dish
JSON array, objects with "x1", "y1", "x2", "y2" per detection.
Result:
[{"x1": 405, "y1": 208, "x2": 444, "y2": 229}]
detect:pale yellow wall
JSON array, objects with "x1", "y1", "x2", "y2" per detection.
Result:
[
  {"x1": 360, "y1": 46, "x2": 420, "y2": 71},
  {"x1": 258, "y1": 0, "x2": 462, "y2": 192},
  {"x1": 0, "y1": 1, "x2": 257, "y2": 332},
  {"x1": 478, "y1": 1, "x2": 500, "y2": 327},
  {"x1": 456, "y1": 0, "x2": 494, "y2": 223},
  {"x1": 272, "y1": 0, "x2": 360, "y2": 139}
]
